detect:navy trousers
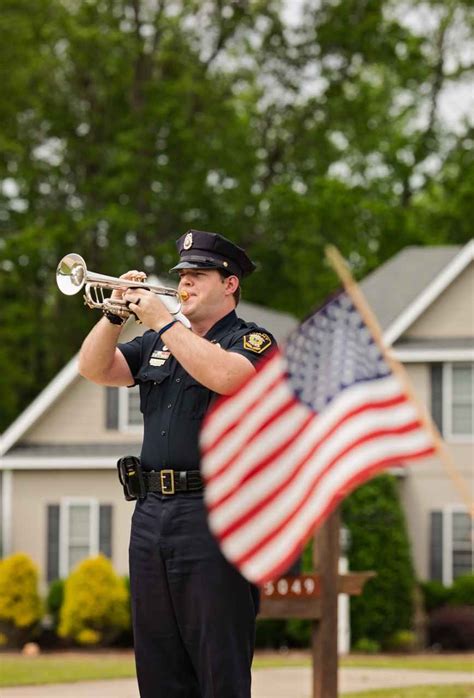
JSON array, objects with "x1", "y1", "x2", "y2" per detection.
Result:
[{"x1": 129, "y1": 492, "x2": 258, "y2": 698}]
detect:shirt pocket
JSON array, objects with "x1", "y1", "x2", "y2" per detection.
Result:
[
  {"x1": 179, "y1": 375, "x2": 211, "y2": 420},
  {"x1": 136, "y1": 364, "x2": 171, "y2": 413}
]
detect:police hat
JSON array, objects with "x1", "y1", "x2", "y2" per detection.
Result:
[{"x1": 169, "y1": 230, "x2": 256, "y2": 279}]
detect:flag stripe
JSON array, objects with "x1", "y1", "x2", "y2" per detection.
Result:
[
  {"x1": 203, "y1": 381, "x2": 300, "y2": 482},
  {"x1": 206, "y1": 393, "x2": 413, "y2": 511},
  {"x1": 210, "y1": 404, "x2": 424, "y2": 537},
  {"x1": 215, "y1": 418, "x2": 424, "y2": 545},
  {"x1": 201, "y1": 352, "x2": 284, "y2": 452},
  {"x1": 239, "y1": 445, "x2": 435, "y2": 583},
  {"x1": 224, "y1": 431, "x2": 434, "y2": 576},
  {"x1": 204, "y1": 373, "x2": 408, "y2": 498}
]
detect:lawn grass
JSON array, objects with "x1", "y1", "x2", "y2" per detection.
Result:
[
  {"x1": 343, "y1": 687, "x2": 473, "y2": 698},
  {"x1": 341, "y1": 654, "x2": 474, "y2": 673},
  {"x1": 0, "y1": 651, "x2": 472, "y2": 688},
  {"x1": 253, "y1": 652, "x2": 474, "y2": 673},
  {"x1": 0, "y1": 654, "x2": 136, "y2": 687}
]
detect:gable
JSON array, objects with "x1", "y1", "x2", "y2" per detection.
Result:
[
  {"x1": 403, "y1": 261, "x2": 474, "y2": 340},
  {"x1": 21, "y1": 375, "x2": 139, "y2": 446}
]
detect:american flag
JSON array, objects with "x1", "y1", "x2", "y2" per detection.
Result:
[{"x1": 200, "y1": 290, "x2": 435, "y2": 585}]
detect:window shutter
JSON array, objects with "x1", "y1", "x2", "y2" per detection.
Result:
[
  {"x1": 430, "y1": 364, "x2": 443, "y2": 435},
  {"x1": 106, "y1": 387, "x2": 119, "y2": 429},
  {"x1": 429, "y1": 510, "x2": 443, "y2": 582},
  {"x1": 99, "y1": 504, "x2": 113, "y2": 558},
  {"x1": 47, "y1": 504, "x2": 60, "y2": 582}
]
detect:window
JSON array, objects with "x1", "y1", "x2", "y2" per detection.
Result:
[
  {"x1": 59, "y1": 499, "x2": 99, "y2": 578},
  {"x1": 119, "y1": 386, "x2": 142, "y2": 431},
  {"x1": 451, "y1": 511, "x2": 473, "y2": 581},
  {"x1": 430, "y1": 507, "x2": 473, "y2": 584},
  {"x1": 47, "y1": 501, "x2": 112, "y2": 582},
  {"x1": 443, "y1": 363, "x2": 473, "y2": 439}
]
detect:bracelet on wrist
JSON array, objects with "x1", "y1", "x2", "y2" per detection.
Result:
[
  {"x1": 156, "y1": 319, "x2": 178, "y2": 339},
  {"x1": 103, "y1": 310, "x2": 126, "y2": 326}
]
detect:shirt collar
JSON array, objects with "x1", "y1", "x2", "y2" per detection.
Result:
[{"x1": 204, "y1": 310, "x2": 238, "y2": 341}]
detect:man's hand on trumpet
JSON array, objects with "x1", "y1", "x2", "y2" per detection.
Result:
[
  {"x1": 110, "y1": 270, "x2": 147, "y2": 301},
  {"x1": 123, "y1": 287, "x2": 174, "y2": 332}
]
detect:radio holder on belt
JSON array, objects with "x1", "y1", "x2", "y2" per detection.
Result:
[{"x1": 117, "y1": 455, "x2": 146, "y2": 501}]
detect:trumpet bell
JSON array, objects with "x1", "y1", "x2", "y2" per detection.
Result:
[{"x1": 56, "y1": 253, "x2": 88, "y2": 295}]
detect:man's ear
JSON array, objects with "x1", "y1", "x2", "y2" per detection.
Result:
[{"x1": 224, "y1": 275, "x2": 239, "y2": 295}]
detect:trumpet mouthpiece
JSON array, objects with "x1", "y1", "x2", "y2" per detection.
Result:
[{"x1": 180, "y1": 290, "x2": 189, "y2": 302}]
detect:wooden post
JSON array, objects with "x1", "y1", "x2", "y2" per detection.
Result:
[
  {"x1": 312, "y1": 509, "x2": 340, "y2": 698},
  {"x1": 258, "y1": 510, "x2": 374, "y2": 697}
]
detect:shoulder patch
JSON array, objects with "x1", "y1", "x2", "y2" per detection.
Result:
[{"x1": 243, "y1": 332, "x2": 272, "y2": 354}]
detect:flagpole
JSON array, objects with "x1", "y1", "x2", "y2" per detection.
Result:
[{"x1": 325, "y1": 245, "x2": 474, "y2": 518}]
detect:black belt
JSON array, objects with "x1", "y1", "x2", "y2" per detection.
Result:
[{"x1": 144, "y1": 469, "x2": 203, "y2": 495}]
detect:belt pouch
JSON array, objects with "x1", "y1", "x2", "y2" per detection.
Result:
[{"x1": 117, "y1": 455, "x2": 146, "y2": 501}]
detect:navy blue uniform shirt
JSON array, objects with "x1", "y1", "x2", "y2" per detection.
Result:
[{"x1": 118, "y1": 310, "x2": 275, "y2": 471}]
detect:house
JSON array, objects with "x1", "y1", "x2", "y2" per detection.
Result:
[
  {"x1": 0, "y1": 242, "x2": 472, "y2": 590},
  {"x1": 360, "y1": 241, "x2": 473, "y2": 585}
]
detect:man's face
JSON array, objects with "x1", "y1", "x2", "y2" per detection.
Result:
[{"x1": 178, "y1": 269, "x2": 236, "y2": 321}]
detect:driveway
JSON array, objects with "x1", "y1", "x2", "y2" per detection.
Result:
[{"x1": 0, "y1": 666, "x2": 472, "y2": 697}]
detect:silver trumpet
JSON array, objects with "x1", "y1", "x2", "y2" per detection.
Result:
[{"x1": 56, "y1": 252, "x2": 191, "y2": 327}]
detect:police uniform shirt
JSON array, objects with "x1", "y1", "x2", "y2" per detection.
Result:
[{"x1": 118, "y1": 310, "x2": 275, "y2": 472}]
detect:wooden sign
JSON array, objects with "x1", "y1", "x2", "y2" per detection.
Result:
[{"x1": 257, "y1": 510, "x2": 375, "y2": 698}]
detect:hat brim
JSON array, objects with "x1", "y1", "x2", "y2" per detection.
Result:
[{"x1": 169, "y1": 260, "x2": 224, "y2": 273}]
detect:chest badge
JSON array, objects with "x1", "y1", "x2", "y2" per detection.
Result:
[
  {"x1": 183, "y1": 232, "x2": 193, "y2": 250},
  {"x1": 149, "y1": 349, "x2": 171, "y2": 367},
  {"x1": 243, "y1": 332, "x2": 272, "y2": 354}
]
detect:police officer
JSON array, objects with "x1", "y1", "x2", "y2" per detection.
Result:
[{"x1": 78, "y1": 230, "x2": 275, "y2": 698}]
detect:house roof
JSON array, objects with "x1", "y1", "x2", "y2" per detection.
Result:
[{"x1": 360, "y1": 243, "x2": 473, "y2": 343}]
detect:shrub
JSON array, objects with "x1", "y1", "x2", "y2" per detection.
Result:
[
  {"x1": 58, "y1": 555, "x2": 130, "y2": 646},
  {"x1": 420, "y1": 580, "x2": 452, "y2": 613},
  {"x1": 0, "y1": 553, "x2": 42, "y2": 647},
  {"x1": 428, "y1": 605, "x2": 474, "y2": 650},
  {"x1": 384, "y1": 629, "x2": 417, "y2": 653},
  {"x1": 353, "y1": 638, "x2": 380, "y2": 653},
  {"x1": 46, "y1": 578, "x2": 65, "y2": 629},
  {"x1": 342, "y1": 474, "x2": 416, "y2": 648},
  {"x1": 450, "y1": 574, "x2": 474, "y2": 607}
]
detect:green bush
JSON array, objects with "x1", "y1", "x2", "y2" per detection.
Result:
[
  {"x1": 58, "y1": 555, "x2": 130, "y2": 646},
  {"x1": 384, "y1": 629, "x2": 417, "y2": 653},
  {"x1": 46, "y1": 578, "x2": 65, "y2": 629},
  {"x1": 420, "y1": 580, "x2": 452, "y2": 612},
  {"x1": 342, "y1": 474, "x2": 416, "y2": 649},
  {"x1": 352, "y1": 637, "x2": 380, "y2": 653},
  {"x1": 0, "y1": 553, "x2": 42, "y2": 647},
  {"x1": 450, "y1": 574, "x2": 474, "y2": 607}
]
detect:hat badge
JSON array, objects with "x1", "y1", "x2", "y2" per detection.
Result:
[{"x1": 183, "y1": 232, "x2": 193, "y2": 250}]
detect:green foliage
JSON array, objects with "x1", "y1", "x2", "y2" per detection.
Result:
[
  {"x1": 1, "y1": 0, "x2": 473, "y2": 431},
  {"x1": 58, "y1": 555, "x2": 130, "y2": 646},
  {"x1": 421, "y1": 574, "x2": 474, "y2": 614},
  {"x1": 46, "y1": 578, "x2": 65, "y2": 628},
  {"x1": 384, "y1": 630, "x2": 417, "y2": 653},
  {"x1": 0, "y1": 553, "x2": 42, "y2": 647},
  {"x1": 450, "y1": 574, "x2": 474, "y2": 607},
  {"x1": 352, "y1": 637, "x2": 381, "y2": 654},
  {"x1": 420, "y1": 580, "x2": 453, "y2": 612},
  {"x1": 342, "y1": 474, "x2": 416, "y2": 648}
]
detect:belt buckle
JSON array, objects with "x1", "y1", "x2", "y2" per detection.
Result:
[{"x1": 160, "y1": 469, "x2": 175, "y2": 495}]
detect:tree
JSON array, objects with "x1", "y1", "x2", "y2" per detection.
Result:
[
  {"x1": 1, "y1": 0, "x2": 472, "y2": 430},
  {"x1": 342, "y1": 474, "x2": 416, "y2": 647}
]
